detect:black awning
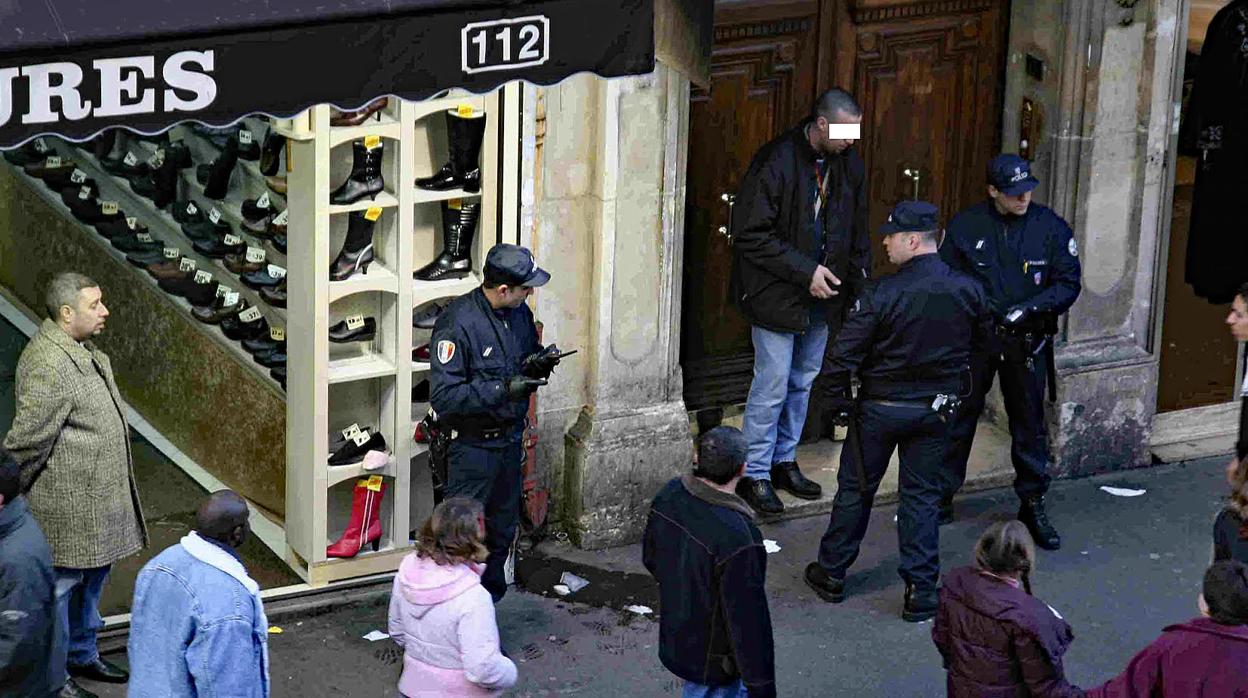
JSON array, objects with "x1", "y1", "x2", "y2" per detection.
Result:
[{"x1": 0, "y1": 0, "x2": 654, "y2": 148}]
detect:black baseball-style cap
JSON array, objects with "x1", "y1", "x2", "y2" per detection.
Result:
[
  {"x1": 879, "y1": 200, "x2": 939, "y2": 235},
  {"x1": 483, "y1": 243, "x2": 550, "y2": 287},
  {"x1": 988, "y1": 153, "x2": 1040, "y2": 196}
]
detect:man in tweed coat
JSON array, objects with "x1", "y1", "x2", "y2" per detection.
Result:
[{"x1": 4, "y1": 272, "x2": 147, "y2": 696}]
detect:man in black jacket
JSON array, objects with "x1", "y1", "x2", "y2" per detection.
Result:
[
  {"x1": 730, "y1": 88, "x2": 871, "y2": 515},
  {"x1": 643, "y1": 426, "x2": 775, "y2": 698}
]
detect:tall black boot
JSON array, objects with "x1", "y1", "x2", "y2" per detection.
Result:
[
  {"x1": 196, "y1": 138, "x2": 238, "y2": 200},
  {"x1": 259, "y1": 131, "x2": 286, "y2": 177},
  {"x1": 131, "y1": 147, "x2": 185, "y2": 210},
  {"x1": 414, "y1": 201, "x2": 479, "y2": 281},
  {"x1": 91, "y1": 129, "x2": 117, "y2": 160},
  {"x1": 330, "y1": 140, "x2": 385, "y2": 205},
  {"x1": 1019, "y1": 495, "x2": 1061, "y2": 550},
  {"x1": 415, "y1": 111, "x2": 486, "y2": 193},
  {"x1": 330, "y1": 211, "x2": 377, "y2": 281}
]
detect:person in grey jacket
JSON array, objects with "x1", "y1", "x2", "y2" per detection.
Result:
[
  {"x1": 127, "y1": 490, "x2": 269, "y2": 698},
  {"x1": 3, "y1": 272, "x2": 146, "y2": 692},
  {"x1": 0, "y1": 448, "x2": 65, "y2": 698}
]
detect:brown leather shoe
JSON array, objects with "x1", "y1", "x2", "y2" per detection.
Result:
[
  {"x1": 147, "y1": 261, "x2": 189, "y2": 281},
  {"x1": 192, "y1": 295, "x2": 244, "y2": 324},
  {"x1": 265, "y1": 175, "x2": 288, "y2": 194},
  {"x1": 225, "y1": 252, "x2": 264, "y2": 275},
  {"x1": 330, "y1": 97, "x2": 389, "y2": 126}
]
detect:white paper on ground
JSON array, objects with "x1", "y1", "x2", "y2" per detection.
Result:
[
  {"x1": 1099, "y1": 486, "x2": 1146, "y2": 497},
  {"x1": 560, "y1": 572, "x2": 590, "y2": 593},
  {"x1": 362, "y1": 630, "x2": 390, "y2": 642},
  {"x1": 624, "y1": 605, "x2": 653, "y2": 615},
  {"x1": 552, "y1": 584, "x2": 571, "y2": 596},
  {"x1": 763, "y1": 539, "x2": 782, "y2": 554}
]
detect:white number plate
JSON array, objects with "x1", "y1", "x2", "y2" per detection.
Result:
[{"x1": 462, "y1": 15, "x2": 549, "y2": 74}]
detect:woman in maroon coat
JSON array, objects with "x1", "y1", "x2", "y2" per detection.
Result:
[{"x1": 932, "y1": 521, "x2": 1085, "y2": 697}]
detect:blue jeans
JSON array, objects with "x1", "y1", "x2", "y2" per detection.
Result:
[
  {"x1": 742, "y1": 323, "x2": 829, "y2": 480},
  {"x1": 54, "y1": 565, "x2": 111, "y2": 668},
  {"x1": 683, "y1": 679, "x2": 747, "y2": 698}
]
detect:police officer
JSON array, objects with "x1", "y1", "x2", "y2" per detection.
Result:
[
  {"x1": 429, "y1": 243, "x2": 562, "y2": 602},
  {"x1": 940, "y1": 154, "x2": 1082, "y2": 550},
  {"x1": 803, "y1": 201, "x2": 991, "y2": 622}
]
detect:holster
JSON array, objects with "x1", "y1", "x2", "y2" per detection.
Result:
[{"x1": 420, "y1": 414, "x2": 452, "y2": 505}]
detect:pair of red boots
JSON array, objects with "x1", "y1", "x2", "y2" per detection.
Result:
[{"x1": 327, "y1": 478, "x2": 387, "y2": 558}]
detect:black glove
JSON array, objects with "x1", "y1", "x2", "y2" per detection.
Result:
[
  {"x1": 521, "y1": 344, "x2": 563, "y2": 379},
  {"x1": 825, "y1": 384, "x2": 855, "y2": 426},
  {"x1": 1003, "y1": 305, "x2": 1031, "y2": 326},
  {"x1": 507, "y1": 375, "x2": 547, "y2": 401}
]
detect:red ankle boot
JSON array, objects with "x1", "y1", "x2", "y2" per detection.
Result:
[{"x1": 327, "y1": 478, "x2": 386, "y2": 558}]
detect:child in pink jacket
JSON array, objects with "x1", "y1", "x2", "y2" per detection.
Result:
[{"x1": 388, "y1": 497, "x2": 517, "y2": 697}]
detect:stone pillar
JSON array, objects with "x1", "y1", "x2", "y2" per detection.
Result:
[{"x1": 531, "y1": 63, "x2": 694, "y2": 549}]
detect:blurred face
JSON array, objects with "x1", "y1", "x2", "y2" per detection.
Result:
[
  {"x1": 812, "y1": 110, "x2": 862, "y2": 155},
  {"x1": 883, "y1": 232, "x2": 916, "y2": 265},
  {"x1": 989, "y1": 185, "x2": 1033, "y2": 216},
  {"x1": 498, "y1": 284, "x2": 534, "y2": 309},
  {"x1": 1227, "y1": 295, "x2": 1248, "y2": 342},
  {"x1": 62, "y1": 286, "x2": 108, "y2": 341}
]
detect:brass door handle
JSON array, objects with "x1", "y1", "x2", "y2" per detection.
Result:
[
  {"x1": 902, "y1": 167, "x2": 922, "y2": 200},
  {"x1": 718, "y1": 192, "x2": 737, "y2": 245}
]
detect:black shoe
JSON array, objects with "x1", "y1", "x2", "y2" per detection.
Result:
[
  {"x1": 735, "y1": 477, "x2": 784, "y2": 515},
  {"x1": 804, "y1": 562, "x2": 845, "y2": 603},
  {"x1": 938, "y1": 496, "x2": 954, "y2": 526},
  {"x1": 330, "y1": 140, "x2": 385, "y2": 205},
  {"x1": 260, "y1": 279, "x2": 287, "y2": 308},
  {"x1": 770, "y1": 461, "x2": 822, "y2": 500},
  {"x1": 330, "y1": 211, "x2": 378, "y2": 281},
  {"x1": 4, "y1": 137, "x2": 53, "y2": 166},
  {"x1": 185, "y1": 279, "x2": 221, "y2": 309},
  {"x1": 183, "y1": 218, "x2": 231, "y2": 243},
  {"x1": 329, "y1": 431, "x2": 387, "y2": 465},
  {"x1": 414, "y1": 201, "x2": 479, "y2": 281},
  {"x1": 236, "y1": 127, "x2": 261, "y2": 161},
  {"x1": 271, "y1": 230, "x2": 288, "y2": 255},
  {"x1": 329, "y1": 316, "x2": 377, "y2": 343},
  {"x1": 412, "y1": 301, "x2": 445, "y2": 329},
  {"x1": 259, "y1": 130, "x2": 286, "y2": 176},
  {"x1": 412, "y1": 379, "x2": 430, "y2": 403},
  {"x1": 126, "y1": 248, "x2": 167, "y2": 268},
  {"x1": 241, "y1": 196, "x2": 279, "y2": 233},
  {"x1": 59, "y1": 679, "x2": 98, "y2": 698},
  {"x1": 172, "y1": 199, "x2": 205, "y2": 225},
  {"x1": 193, "y1": 234, "x2": 246, "y2": 259},
  {"x1": 902, "y1": 583, "x2": 938, "y2": 623},
  {"x1": 1019, "y1": 495, "x2": 1061, "y2": 550},
  {"x1": 101, "y1": 150, "x2": 150, "y2": 181},
  {"x1": 196, "y1": 138, "x2": 239, "y2": 200},
  {"x1": 415, "y1": 111, "x2": 486, "y2": 193},
  {"x1": 111, "y1": 231, "x2": 163, "y2": 254},
  {"x1": 270, "y1": 366, "x2": 287, "y2": 390},
  {"x1": 68, "y1": 657, "x2": 129, "y2": 684},
  {"x1": 222, "y1": 307, "x2": 269, "y2": 342},
  {"x1": 254, "y1": 342, "x2": 287, "y2": 368},
  {"x1": 242, "y1": 266, "x2": 286, "y2": 290}
]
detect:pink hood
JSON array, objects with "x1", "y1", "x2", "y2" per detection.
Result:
[{"x1": 398, "y1": 555, "x2": 485, "y2": 616}]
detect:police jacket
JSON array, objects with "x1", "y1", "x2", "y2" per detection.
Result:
[
  {"x1": 730, "y1": 121, "x2": 870, "y2": 333},
  {"x1": 825, "y1": 254, "x2": 991, "y2": 400},
  {"x1": 940, "y1": 201, "x2": 1081, "y2": 324},
  {"x1": 429, "y1": 288, "x2": 539, "y2": 443}
]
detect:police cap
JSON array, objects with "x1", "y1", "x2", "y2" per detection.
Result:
[
  {"x1": 988, "y1": 153, "x2": 1040, "y2": 196},
  {"x1": 483, "y1": 244, "x2": 550, "y2": 287},
  {"x1": 879, "y1": 200, "x2": 939, "y2": 236}
]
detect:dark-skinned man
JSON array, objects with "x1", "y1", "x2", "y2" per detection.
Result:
[
  {"x1": 804, "y1": 201, "x2": 991, "y2": 623},
  {"x1": 430, "y1": 243, "x2": 561, "y2": 602},
  {"x1": 939, "y1": 154, "x2": 1082, "y2": 550}
]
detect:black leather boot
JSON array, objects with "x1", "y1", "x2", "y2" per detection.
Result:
[
  {"x1": 902, "y1": 583, "x2": 938, "y2": 622},
  {"x1": 770, "y1": 461, "x2": 822, "y2": 499},
  {"x1": 197, "y1": 138, "x2": 238, "y2": 200},
  {"x1": 416, "y1": 111, "x2": 486, "y2": 193},
  {"x1": 1019, "y1": 495, "x2": 1061, "y2": 550},
  {"x1": 414, "y1": 201, "x2": 479, "y2": 281},
  {"x1": 259, "y1": 130, "x2": 286, "y2": 176},
  {"x1": 735, "y1": 476, "x2": 784, "y2": 515},
  {"x1": 330, "y1": 140, "x2": 385, "y2": 205},
  {"x1": 330, "y1": 211, "x2": 377, "y2": 281},
  {"x1": 90, "y1": 129, "x2": 117, "y2": 160},
  {"x1": 132, "y1": 147, "x2": 186, "y2": 209},
  {"x1": 804, "y1": 562, "x2": 845, "y2": 603},
  {"x1": 236, "y1": 127, "x2": 261, "y2": 161}
]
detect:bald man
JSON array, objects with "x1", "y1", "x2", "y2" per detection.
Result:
[{"x1": 127, "y1": 491, "x2": 270, "y2": 698}]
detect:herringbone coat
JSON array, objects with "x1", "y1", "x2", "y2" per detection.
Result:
[{"x1": 3, "y1": 319, "x2": 146, "y2": 568}]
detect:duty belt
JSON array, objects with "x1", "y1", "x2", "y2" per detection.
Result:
[{"x1": 452, "y1": 426, "x2": 505, "y2": 441}]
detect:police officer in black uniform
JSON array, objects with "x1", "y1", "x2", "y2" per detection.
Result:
[
  {"x1": 429, "y1": 243, "x2": 562, "y2": 602},
  {"x1": 940, "y1": 154, "x2": 1082, "y2": 551},
  {"x1": 804, "y1": 201, "x2": 991, "y2": 622}
]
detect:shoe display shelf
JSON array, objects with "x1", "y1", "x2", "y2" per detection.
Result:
[
  {"x1": 42, "y1": 137, "x2": 286, "y2": 389},
  {"x1": 280, "y1": 88, "x2": 510, "y2": 584}
]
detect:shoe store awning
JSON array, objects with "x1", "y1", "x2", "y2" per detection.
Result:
[{"x1": 0, "y1": 0, "x2": 657, "y2": 148}]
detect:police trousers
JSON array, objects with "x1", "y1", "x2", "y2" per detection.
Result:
[
  {"x1": 446, "y1": 439, "x2": 523, "y2": 603},
  {"x1": 816, "y1": 401, "x2": 949, "y2": 594},
  {"x1": 945, "y1": 353, "x2": 1050, "y2": 501}
]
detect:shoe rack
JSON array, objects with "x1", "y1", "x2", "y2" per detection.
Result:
[{"x1": 280, "y1": 89, "x2": 514, "y2": 584}]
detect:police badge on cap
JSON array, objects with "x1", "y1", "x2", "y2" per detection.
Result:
[
  {"x1": 988, "y1": 153, "x2": 1040, "y2": 196},
  {"x1": 484, "y1": 244, "x2": 551, "y2": 287}
]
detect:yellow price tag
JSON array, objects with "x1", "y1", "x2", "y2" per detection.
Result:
[
  {"x1": 448, "y1": 198, "x2": 462, "y2": 211},
  {"x1": 365, "y1": 475, "x2": 384, "y2": 491},
  {"x1": 364, "y1": 207, "x2": 382, "y2": 222},
  {"x1": 456, "y1": 104, "x2": 475, "y2": 117},
  {"x1": 363, "y1": 135, "x2": 381, "y2": 149},
  {"x1": 270, "y1": 326, "x2": 285, "y2": 341}
]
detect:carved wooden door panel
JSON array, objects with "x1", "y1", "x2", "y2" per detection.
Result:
[
  {"x1": 834, "y1": 0, "x2": 1007, "y2": 277},
  {"x1": 681, "y1": 1, "x2": 824, "y2": 411}
]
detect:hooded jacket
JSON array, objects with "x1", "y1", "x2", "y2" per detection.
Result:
[
  {"x1": 388, "y1": 554, "x2": 517, "y2": 697},
  {"x1": 932, "y1": 566, "x2": 1084, "y2": 698},
  {"x1": 1086, "y1": 617, "x2": 1248, "y2": 697}
]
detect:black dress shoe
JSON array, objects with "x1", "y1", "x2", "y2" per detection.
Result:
[
  {"x1": 412, "y1": 302, "x2": 445, "y2": 329},
  {"x1": 770, "y1": 461, "x2": 822, "y2": 500},
  {"x1": 1019, "y1": 495, "x2": 1061, "y2": 550},
  {"x1": 172, "y1": 199, "x2": 205, "y2": 225},
  {"x1": 735, "y1": 477, "x2": 784, "y2": 515},
  {"x1": 902, "y1": 583, "x2": 938, "y2": 623},
  {"x1": 256, "y1": 348, "x2": 286, "y2": 369},
  {"x1": 222, "y1": 309, "x2": 269, "y2": 341},
  {"x1": 193, "y1": 234, "x2": 246, "y2": 259},
  {"x1": 68, "y1": 657, "x2": 129, "y2": 683},
  {"x1": 183, "y1": 218, "x2": 232, "y2": 243},
  {"x1": 242, "y1": 266, "x2": 286, "y2": 290},
  {"x1": 804, "y1": 562, "x2": 845, "y2": 603},
  {"x1": 260, "y1": 279, "x2": 287, "y2": 308},
  {"x1": 59, "y1": 679, "x2": 98, "y2": 698},
  {"x1": 111, "y1": 232, "x2": 163, "y2": 254},
  {"x1": 329, "y1": 431, "x2": 387, "y2": 465},
  {"x1": 329, "y1": 316, "x2": 377, "y2": 343},
  {"x1": 126, "y1": 248, "x2": 167, "y2": 268}
]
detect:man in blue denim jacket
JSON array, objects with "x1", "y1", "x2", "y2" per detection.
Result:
[{"x1": 127, "y1": 491, "x2": 269, "y2": 698}]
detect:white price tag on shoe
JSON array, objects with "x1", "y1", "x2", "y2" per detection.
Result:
[
  {"x1": 185, "y1": 201, "x2": 198, "y2": 216},
  {"x1": 44, "y1": 155, "x2": 62, "y2": 168},
  {"x1": 223, "y1": 291, "x2": 240, "y2": 307},
  {"x1": 179, "y1": 257, "x2": 198, "y2": 272},
  {"x1": 193, "y1": 270, "x2": 213, "y2": 284},
  {"x1": 272, "y1": 209, "x2": 289, "y2": 226},
  {"x1": 163, "y1": 247, "x2": 180, "y2": 259},
  {"x1": 245, "y1": 246, "x2": 267, "y2": 264},
  {"x1": 123, "y1": 151, "x2": 138, "y2": 167},
  {"x1": 238, "y1": 306, "x2": 263, "y2": 323},
  {"x1": 239, "y1": 129, "x2": 254, "y2": 145},
  {"x1": 147, "y1": 150, "x2": 164, "y2": 168},
  {"x1": 256, "y1": 192, "x2": 271, "y2": 210},
  {"x1": 136, "y1": 232, "x2": 154, "y2": 243},
  {"x1": 345, "y1": 315, "x2": 366, "y2": 331},
  {"x1": 70, "y1": 169, "x2": 87, "y2": 184},
  {"x1": 352, "y1": 431, "x2": 371, "y2": 447},
  {"x1": 33, "y1": 138, "x2": 48, "y2": 152},
  {"x1": 341, "y1": 423, "x2": 362, "y2": 440},
  {"x1": 126, "y1": 216, "x2": 138, "y2": 230},
  {"x1": 266, "y1": 264, "x2": 287, "y2": 279},
  {"x1": 223, "y1": 233, "x2": 243, "y2": 246},
  {"x1": 215, "y1": 283, "x2": 234, "y2": 298},
  {"x1": 77, "y1": 186, "x2": 92, "y2": 200},
  {"x1": 208, "y1": 207, "x2": 222, "y2": 225},
  {"x1": 100, "y1": 201, "x2": 119, "y2": 216}
]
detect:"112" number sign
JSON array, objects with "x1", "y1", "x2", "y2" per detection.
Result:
[{"x1": 461, "y1": 15, "x2": 549, "y2": 74}]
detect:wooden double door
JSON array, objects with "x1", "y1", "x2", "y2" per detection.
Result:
[{"x1": 681, "y1": 0, "x2": 1009, "y2": 412}]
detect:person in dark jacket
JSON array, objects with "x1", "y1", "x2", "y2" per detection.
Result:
[
  {"x1": 940, "y1": 154, "x2": 1082, "y2": 550},
  {"x1": 1087, "y1": 560, "x2": 1248, "y2": 697},
  {"x1": 730, "y1": 88, "x2": 871, "y2": 515},
  {"x1": 642, "y1": 426, "x2": 775, "y2": 698},
  {"x1": 1219, "y1": 283, "x2": 1248, "y2": 565},
  {"x1": 0, "y1": 448, "x2": 67, "y2": 698},
  {"x1": 804, "y1": 201, "x2": 992, "y2": 622},
  {"x1": 932, "y1": 520, "x2": 1084, "y2": 698}
]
